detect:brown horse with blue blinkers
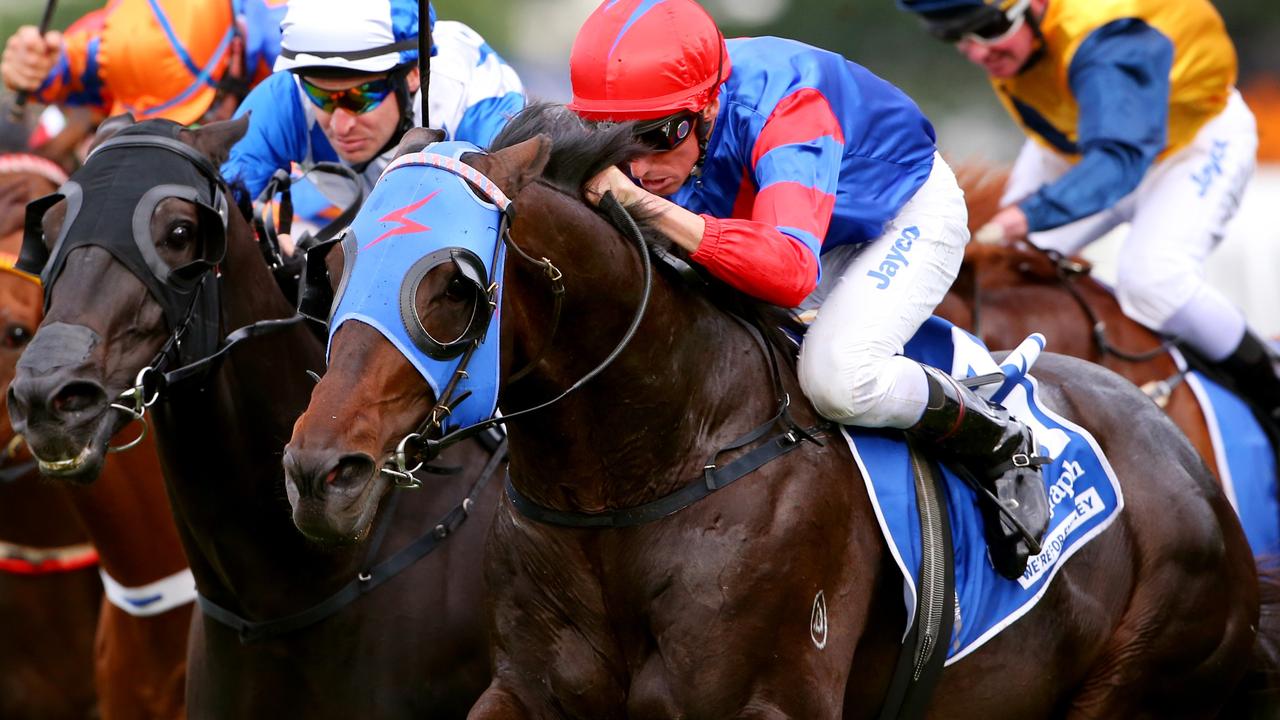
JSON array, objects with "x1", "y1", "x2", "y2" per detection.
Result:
[{"x1": 284, "y1": 106, "x2": 1274, "y2": 718}]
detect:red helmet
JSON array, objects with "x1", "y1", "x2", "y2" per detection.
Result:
[{"x1": 569, "y1": 0, "x2": 731, "y2": 122}]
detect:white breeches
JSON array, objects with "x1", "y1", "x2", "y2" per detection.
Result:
[
  {"x1": 1001, "y1": 90, "x2": 1258, "y2": 359},
  {"x1": 798, "y1": 154, "x2": 969, "y2": 429}
]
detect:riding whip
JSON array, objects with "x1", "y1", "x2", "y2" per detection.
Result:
[
  {"x1": 418, "y1": 0, "x2": 430, "y2": 128},
  {"x1": 9, "y1": 0, "x2": 59, "y2": 122}
]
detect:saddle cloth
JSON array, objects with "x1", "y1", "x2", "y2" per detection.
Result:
[
  {"x1": 1174, "y1": 349, "x2": 1280, "y2": 556},
  {"x1": 844, "y1": 317, "x2": 1124, "y2": 664}
]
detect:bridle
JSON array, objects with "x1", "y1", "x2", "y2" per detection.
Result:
[
  {"x1": 18, "y1": 130, "x2": 309, "y2": 452},
  {"x1": 334, "y1": 149, "x2": 825, "y2": 527},
  {"x1": 338, "y1": 150, "x2": 653, "y2": 485}
]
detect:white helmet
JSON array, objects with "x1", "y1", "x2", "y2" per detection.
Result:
[{"x1": 274, "y1": 0, "x2": 435, "y2": 75}]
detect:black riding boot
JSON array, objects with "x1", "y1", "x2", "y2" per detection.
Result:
[
  {"x1": 909, "y1": 366, "x2": 1050, "y2": 580},
  {"x1": 1216, "y1": 330, "x2": 1280, "y2": 423}
]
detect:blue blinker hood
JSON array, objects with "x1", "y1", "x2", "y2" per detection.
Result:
[{"x1": 328, "y1": 141, "x2": 509, "y2": 432}]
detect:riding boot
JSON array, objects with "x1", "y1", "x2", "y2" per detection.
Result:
[
  {"x1": 908, "y1": 366, "x2": 1051, "y2": 580},
  {"x1": 1215, "y1": 330, "x2": 1280, "y2": 423}
]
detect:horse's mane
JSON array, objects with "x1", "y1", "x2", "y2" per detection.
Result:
[{"x1": 489, "y1": 103, "x2": 804, "y2": 366}]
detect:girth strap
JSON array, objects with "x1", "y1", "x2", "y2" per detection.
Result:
[{"x1": 877, "y1": 443, "x2": 955, "y2": 720}]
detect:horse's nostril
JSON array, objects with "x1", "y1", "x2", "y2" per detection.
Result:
[
  {"x1": 51, "y1": 382, "x2": 107, "y2": 416},
  {"x1": 326, "y1": 454, "x2": 376, "y2": 491}
]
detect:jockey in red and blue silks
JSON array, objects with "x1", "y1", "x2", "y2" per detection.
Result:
[
  {"x1": 0, "y1": 0, "x2": 286, "y2": 125},
  {"x1": 570, "y1": 0, "x2": 1049, "y2": 580},
  {"x1": 898, "y1": 0, "x2": 1280, "y2": 423},
  {"x1": 222, "y1": 0, "x2": 524, "y2": 208}
]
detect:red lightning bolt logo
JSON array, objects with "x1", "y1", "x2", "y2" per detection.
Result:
[{"x1": 364, "y1": 191, "x2": 439, "y2": 249}]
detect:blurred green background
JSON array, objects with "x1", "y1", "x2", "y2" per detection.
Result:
[{"x1": 3, "y1": 0, "x2": 1278, "y2": 159}]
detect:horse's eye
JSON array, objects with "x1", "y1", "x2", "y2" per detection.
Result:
[
  {"x1": 444, "y1": 276, "x2": 473, "y2": 302},
  {"x1": 167, "y1": 222, "x2": 195, "y2": 246},
  {"x1": 1, "y1": 325, "x2": 32, "y2": 349}
]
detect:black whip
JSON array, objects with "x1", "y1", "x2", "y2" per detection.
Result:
[
  {"x1": 10, "y1": 0, "x2": 59, "y2": 123},
  {"x1": 417, "y1": 0, "x2": 430, "y2": 128}
]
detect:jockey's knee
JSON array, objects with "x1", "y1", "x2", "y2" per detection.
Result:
[
  {"x1": 1115, "y1": 260, "x2": 1199, "y2": 329},
  {"x1": 799, "y1": 354, "x2": 926, "y2": 429}
]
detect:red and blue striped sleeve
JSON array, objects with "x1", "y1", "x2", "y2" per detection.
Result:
[{"x1": 690, "y1": 88, "x2": 842, "y2": 307}]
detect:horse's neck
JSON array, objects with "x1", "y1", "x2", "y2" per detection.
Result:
[
  {"x1": 154, "y1": 220, "x2": 356, "y2": 613},
  {"x1": 0, "y1": 475, "x2": 90, "y2": 547},
  {"x1": 504, "y1": 194, "x2": 791, "y2": 510}
]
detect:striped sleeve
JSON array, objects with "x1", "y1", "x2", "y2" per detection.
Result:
[
  {"x1": 34, "y1": 11, "x2": 110, "y2": 109},
  {"x1": 690, "y1": 88, "x2": 842, "y2": 307}
]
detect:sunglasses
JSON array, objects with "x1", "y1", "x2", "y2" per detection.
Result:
[
  {"x1": 633, "y1": 111, "x2": 699, "y2": 152},
  {"x1": 926, "y1": 0, "x2": 1029, "y2": 45},
  {"x1": 299, "y1": 75, "x2": 397, "y2": 115}
]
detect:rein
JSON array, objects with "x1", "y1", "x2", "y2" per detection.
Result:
[
  {"x1": 978, "y1": 241, "x2": 1175, "y2": 364},
  {"x1": 366, "y1": 154, "x2": 825, "y2": 525},
  {"x1": 505, "y1": 247, "x2": 829, "y2": 529},
  {"x1": 198, "y1": 433, "x2": 506, "y2": 643}
]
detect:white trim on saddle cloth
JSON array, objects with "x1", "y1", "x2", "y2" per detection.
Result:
[
  {"x1": 849, "y1": 318, "x2": 1125, "y2": 665},
  {"x1": 100, "y1": 567, "x2": 196, "y2": 617},
  {"x1": 1172, "y1": 348, "x2": 1280, "y2": 555}
]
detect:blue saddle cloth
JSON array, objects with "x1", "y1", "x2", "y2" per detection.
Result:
[
  {"x1": 1175, "y1": 350, "x2": 1280, "y2": 556},
  {"x1": 849, "y1": 317, "x2": 1124, "y2": 663}
]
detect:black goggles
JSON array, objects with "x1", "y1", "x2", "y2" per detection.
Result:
[
  {"x1": 925, "y1": 1, "x2": 1028, "y2": 44},
  {"x1": 633, "y1": 111, "x2": 699, "y2": 153}
]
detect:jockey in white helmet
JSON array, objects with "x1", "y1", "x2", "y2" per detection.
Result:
[{"x1": 223, "y1": 0, "x2": 524, "y2": 203}]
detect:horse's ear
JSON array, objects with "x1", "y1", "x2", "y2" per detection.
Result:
[
  {"x1": 185, "y1": 114, "x2": 250, "y2": 167},
  {"x1": 392, "y1": 127, "x2": 446, "y2": 158},
  {"x1": 482, "y1": 134, "x2": 551, "y2": 197},
  {"x1": 89, "y1": 113, "x2": 136, "y2": 151}
]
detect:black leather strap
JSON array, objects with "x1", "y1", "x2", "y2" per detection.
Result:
[
  {"x1": 161, "y1": 314, "x2": 309, "y2": 391},
  {"x1": 877, "y1": 452, "x2": 955, "y2": 720},
  {"x1": 199, "y1": 440, "x2": 506, "y2": 643},
  {"x1": 505, "y1": 423, "x2": 828, "y2": 529}
]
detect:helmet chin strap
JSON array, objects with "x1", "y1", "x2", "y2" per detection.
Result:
[
  {"x1": 691, "y1": 113, "x2": 713, "y2": 178},
  {"x1": 1016, "y1": 4, "x2": 1047, "y2": 74}
]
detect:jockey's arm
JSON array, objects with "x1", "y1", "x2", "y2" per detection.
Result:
[
  {"x1": 590, "y1": 89, "x2": 855, "y2": 308},
  {"x1": 221, "y1": 72, "x2": 313, "y2": 200},
  {"x1": 1017, "y1": 20, "x2": 1173, "y2": 233},
  {"x1": 2, "y1": 10, "x2": 110, "y2": 110}
]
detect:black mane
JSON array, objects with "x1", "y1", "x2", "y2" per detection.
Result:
[{"x1": 489, "y1": 103, "x2": 805, "y2": 362}]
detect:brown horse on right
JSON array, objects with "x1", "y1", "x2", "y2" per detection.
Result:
[
  {"x1": 283, "y1": 109, "x2": 1274, "y2": 718},
  {"x1": 939, "y1": 167, "x2": 1249, "y2": 510}
]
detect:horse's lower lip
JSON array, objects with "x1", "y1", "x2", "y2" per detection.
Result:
[{"x1": 36, "y1": 446, "x2": 93, "y2": 474}]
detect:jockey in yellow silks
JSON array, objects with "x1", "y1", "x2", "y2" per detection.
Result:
[
  {"x1": 899, "y1": 0, "x2": 1280, "y2": 422},
  {"x1": 1, "y1": 0, "x2": 286, "y2": 125}
]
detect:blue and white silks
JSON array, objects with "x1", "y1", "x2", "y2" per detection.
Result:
[
  {"x1": 848, "y1": 317, "x2": 1124, "y2": 663},
  {"x1": 328, "y1": 141, "x2": 506, "y2": 433}
]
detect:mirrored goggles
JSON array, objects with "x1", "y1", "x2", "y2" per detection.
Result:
[
  {"x1": 633, "y1": 111, "x2": 699, "y2": 153},
  {"x1": 926, "y1": 1, "x2": 1029, "y2": 45},
  {"x1": 299, "y1": 75, "x2": 397, "y2": 114}
]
